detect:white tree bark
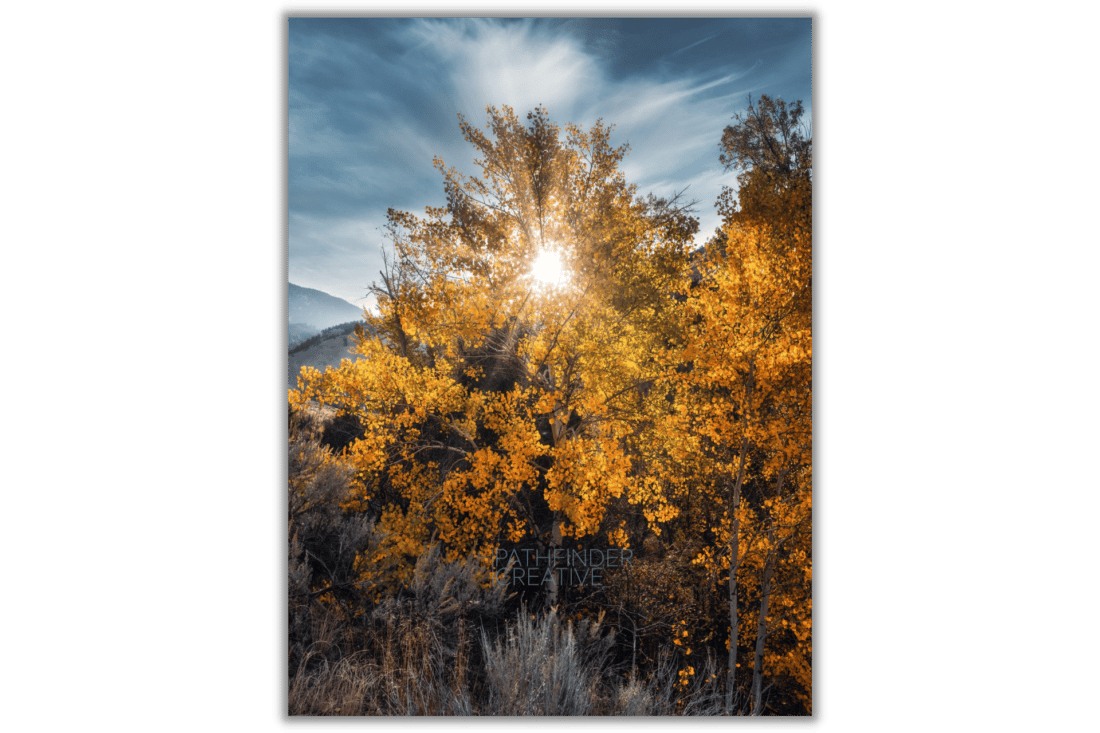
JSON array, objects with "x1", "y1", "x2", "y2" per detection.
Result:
[
  {"x1": 726, "y1": 370, "x2": 755, "y2": 714},
  {"x1": 751, "y1": 535, "x2": 774, "y2": 715},
  {"x1": 726, "y1": 434, "x2": 749, "y2": 714},
  {"x1": 752, "y1": 468, "x2": 786, "y2": 714}
]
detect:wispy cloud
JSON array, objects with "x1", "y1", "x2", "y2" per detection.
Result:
[
  {"x1": 288, "y1": 17, "x2": 811, "y2": 305},
  {"x1": 670, "y1": 30, "x2": 726, "y2": 57}
]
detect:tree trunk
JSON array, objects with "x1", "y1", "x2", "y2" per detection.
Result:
[
  {"x1": 546, "y1": 375, "x2": 564, "y2": 610},
  {"x1": 546, "y1": 513, "x2": 562, "y2": 608},
  {"x1": 726, "y1": 368, "x2": 755, "y2": 715},
  {"x1": 726, "y1": 434, "x2": 749, "y2": 714},
  {"x1": 752, "y1": 468, "x2": 785, "y2": 714},
  {"x1": 751, "y1": 532, "x2": 774, "y2": 715}
]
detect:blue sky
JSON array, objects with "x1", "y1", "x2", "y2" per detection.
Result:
[{"x1": 289, "y1": 17, "x2": 812, "y2": 308}]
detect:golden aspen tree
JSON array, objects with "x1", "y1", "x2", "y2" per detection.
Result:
[
  {"x1": 290, "y1": 106, "x2": 696, "y2": 604},
  {"x1": 668, "y1": 95, "x2": 812, "y2": 712}
]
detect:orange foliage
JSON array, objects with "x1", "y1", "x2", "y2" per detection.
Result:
[{"x1": 289, "y1": 98, "x2": 812, "y2": 712}]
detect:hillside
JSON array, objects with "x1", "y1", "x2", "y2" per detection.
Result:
[
  {"x1": 288, "y1": 322, "x2": 363, "y2": 390},
  {"x1": 288, "y1": 282, "x2": 363, "y2": 330},
  {"x1": 289, "y1": 322, "x2": 321, "y2": 349}
]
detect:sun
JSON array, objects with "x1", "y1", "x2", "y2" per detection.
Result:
[{"x1": 530, "y1": 248, "x2": 566, "y2": 286}]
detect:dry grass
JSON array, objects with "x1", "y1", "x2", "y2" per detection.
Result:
[
  {"x1": 289, "y1": 604, "x2": 734, "y2": 716},
  {"x1": 289, "y1": 603, "x2": 474, "y2": 716},
  {"x1": 299, "y1": 400, "x2": 336, "y2": 422}
]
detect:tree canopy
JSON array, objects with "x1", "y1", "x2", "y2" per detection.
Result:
[{"x1": 289, "y1": 97, "x2": 812, "y2": 714}]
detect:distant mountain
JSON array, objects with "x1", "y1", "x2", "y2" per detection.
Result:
[
  {"x1": 289, "y1": 322, "x2": 321, "y2": 349},
  {"x1": 288, "y1": 282, "x2": 363, "y2": 330}
]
